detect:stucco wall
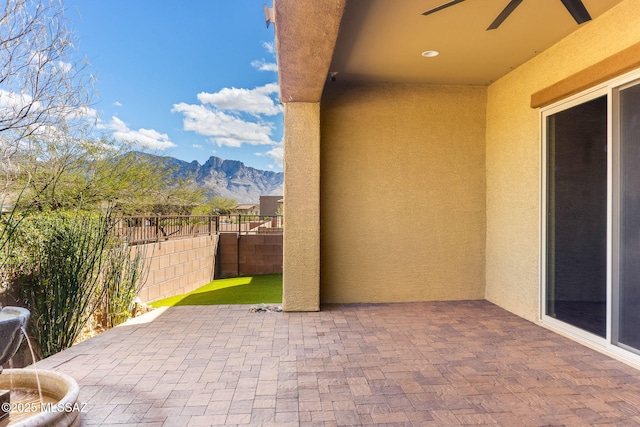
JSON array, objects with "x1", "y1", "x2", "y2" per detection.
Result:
[
  {"x1": 259, "y1": 196, "x2": 282, "y2": 216},
  {"x1": 485, "y1": 0, "x2": 640, "y2": 321},
  {"x1": 320, "y1": 83, "x2": 487, "y2": 303},
  {"x1": 282, "y1": 102, "x2": 321, "y2": 311}
]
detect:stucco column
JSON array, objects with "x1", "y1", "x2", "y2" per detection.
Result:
[{"x1": 282, "y1": 102, "x2": 320, "y2": 311}]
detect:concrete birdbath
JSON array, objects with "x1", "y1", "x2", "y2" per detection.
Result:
[{"x1": 0, "y1": 306, "x2": 81, "y2": 426}]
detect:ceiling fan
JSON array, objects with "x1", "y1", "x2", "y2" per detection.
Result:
[{"x1": 422, "y1": 0, "x2": 592, "y2": 31}]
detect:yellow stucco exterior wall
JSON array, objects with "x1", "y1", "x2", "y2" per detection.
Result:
[
  {"x1": 282, "y1": 102, "x2": 321, "y2": 311},
  {"x1": 485, "y1": 0, "x2": 640, "y2": 322},
  {"x1": 320, "y1": 84, "x2": 487, "y2": 303}
]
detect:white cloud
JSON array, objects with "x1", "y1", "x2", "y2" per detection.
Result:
[
  {"x1": 0, "y1": 89, "x2": 97, "y2": 129},
  {"x1": 261, "y1": 41, "x2": 275, "y2": 54},
  {"x1": 196, "y1": 83, "x2": 281, "y2": 116},
  {"x1": 172, "y1": 20, "x2": 284, "y2": 156},
  {"x1": 192, "y1": 144, "x2": 203, "y2": 148},
  {"x1": 113, "y1": 101, "x2": 123, "y2": 107},
  {"x1": 60, "y1": 104, "x2": 99, "y2": 128},
  {"x1": 251, "y1": 59, "x2": 277, "y2": 72},
  {"x1": 0, "y1": 89, "x2": 37, "y2": 112},
  {"x1": 171, "y1": 39, "x2": 283, "y2": 155},
  {"x1": 56, "y1": 61, "x2": 72, "y2": 74},
  {"x1": 256, "y1": 144, "x2": 283, "y2": 168},
  {"x1": 252, "y1": 41, "x2": 277, "y2": 72},
  {"x1": 173, "y1": 82, "x2": 283, "y2": 149},
  {"x1": 98, "y1": 116, "x2": 176, "y2": 150},
  {"x1": 172, "y1": 103, "x2": 276, "y2": 147}
]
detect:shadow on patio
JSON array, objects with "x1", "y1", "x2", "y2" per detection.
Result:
[{"x1": 35, "y1": 301, "x2": 640, "y2": 426}]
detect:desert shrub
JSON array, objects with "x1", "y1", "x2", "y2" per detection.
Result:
[
  {"x1": 5, "y1": 210, "x2": 147, "y2": 358},
  {"x1": 102, "y1": 241, "x2": 149, "y2": 328},
  {"x1": 19, "y1": 211, "x2": 113, "y2": 358},
  {"x1": 0, "y1": 212, "x2": 20, "y2": 293}
]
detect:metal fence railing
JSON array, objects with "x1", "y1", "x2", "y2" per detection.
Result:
[{"x1": 116, "y1": 214, "x2": 283, "y2": 245}]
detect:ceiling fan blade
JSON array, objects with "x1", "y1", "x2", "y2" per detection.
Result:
[
  {"x1": 559, "y1": 0, "x2": 592, "y2": 24},
  {"x1": 422, "y1": 0, "x2": 466, "y2": 16},
  {"x1": 487, "y1": 0, "x2": 525, "y2": 30}
]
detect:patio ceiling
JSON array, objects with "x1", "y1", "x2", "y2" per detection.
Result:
[{"x1": 329, "y1": 0, "x2": 625, "y2": 86}]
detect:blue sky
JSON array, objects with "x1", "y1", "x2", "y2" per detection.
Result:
[{"x1": 66, "y1": 1, "x2": 282, "y2": 171}]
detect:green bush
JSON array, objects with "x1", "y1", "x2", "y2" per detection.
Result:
[
  {"x1": 3, "y1": 210, "x2": 148, "y2": 359},
  {"x1": 22, "y1": 212, "x2": 112, "y2": 358},
  {"x1": 0, "y1": 206, "x2": 23, "y2": 292},
  {"x1": 102, "y1": 241, "x2": 149, "y2": 329}
]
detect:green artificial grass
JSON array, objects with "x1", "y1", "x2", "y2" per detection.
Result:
[{"x1": 150, "y1": 274, "x2": 282, "y2": 307}]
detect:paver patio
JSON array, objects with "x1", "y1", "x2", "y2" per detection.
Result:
[{"x1": 34, "y1": 300, "x2": 640, "y2": 426}]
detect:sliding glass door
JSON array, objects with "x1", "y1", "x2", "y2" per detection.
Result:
[
  {"x1": 545, "y1": 95, "x2": 608, "y2": 338},
  {"x1": 616, "y1": 82, "x2": 640, "y2": 352},
  {"x1": 544, "y1": 75, "x2": 640, "y2": 359}
]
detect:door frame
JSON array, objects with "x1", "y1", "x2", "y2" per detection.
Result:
[{"x1": 540, "y1": 67, "x2": 640, "y2": 368}]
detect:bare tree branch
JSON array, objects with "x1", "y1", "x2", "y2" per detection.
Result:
[{"x1": 0, "y1": 0, "x2": 92, "y2": 153}]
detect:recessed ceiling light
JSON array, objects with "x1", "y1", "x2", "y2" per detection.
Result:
[{"x1": 421, "y1": 50, "x2": 439, "y2": 58}]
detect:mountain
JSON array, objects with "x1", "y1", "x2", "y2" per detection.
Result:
[{"x1": 137, "y1": 152, "x2": 283, "y2": 203}]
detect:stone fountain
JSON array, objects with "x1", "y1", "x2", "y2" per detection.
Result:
[
  {"x1": 0, "y1": 305, "x2": 30, "y2": 418},
  {"x1": 0, "y1": 306, "x2": 81, "y2": 426},
  {"x1": 0, "y1": 306, "x2": 30, "y2": 374}
]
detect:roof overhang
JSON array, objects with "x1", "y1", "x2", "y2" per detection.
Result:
[
  {"x1": 274, "y1": 0, "x2": 346, "y2": 103},
  {"x1": 273, "y1": 0, "x2": 626, "y2": 102}
]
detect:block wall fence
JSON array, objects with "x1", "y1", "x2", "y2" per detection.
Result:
[
  {"x1": 136, "y1": 233, "x2": 283, "y2": 303},
  {"x1": 217, "y1": 233, "x2": 283, "y2": 279},
  {"x1": 135, "y1": 235, "x2": 218, "y2": 303}
]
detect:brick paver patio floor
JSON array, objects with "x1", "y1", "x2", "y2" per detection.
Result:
[{"x1": 35, "y1": 300, "x2": 640, "y2": 426}]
